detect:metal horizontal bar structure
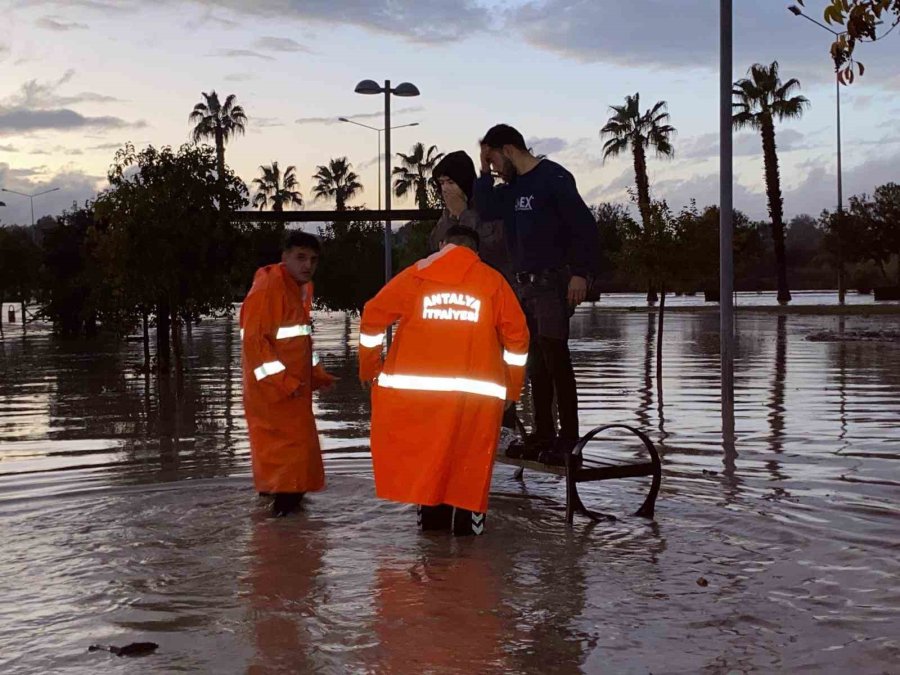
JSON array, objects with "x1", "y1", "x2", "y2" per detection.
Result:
[
  {"x1": 230, "y1": 209, "x2": 441, "y2": 223},
  {"x1": 497, "y1": 422, "x2": 663, "y2": 524}
]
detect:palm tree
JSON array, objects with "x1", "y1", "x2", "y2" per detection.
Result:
[
  {"x1": 733, "y1": 61, "x2": 809, "y2": 305},
  {"x1": 312, "y1": 157, "x2": 363, "y2": 211},
  {"x1": 252, "y1": 162, "x2": 303, "y2": 212},
  {"x1": 392, "y1": 143, "x2": 443, "y2": 210},
  {"x1": 600, "y1": 93, "x2": 675, "y2": 302},
  {"x1": 188, "y1": 91, "x2": 247, "y2": 180}
]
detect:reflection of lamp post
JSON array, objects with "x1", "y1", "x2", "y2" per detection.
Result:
[
  {"x1": 352, "y1": 79, "x2": 421, "y2": 285},
  {"x1": 338, "y1": 118, "x2": 419, "y2": 211},
  {"x1": 0, "y1": 187, "x2": 60, "y2": 226},
  {"x1": 788, "y1": 4, "x2": 846, "y2": 304}
]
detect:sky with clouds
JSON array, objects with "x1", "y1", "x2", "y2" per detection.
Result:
[{"x1": 1, "y1": 0, "x2": 899, "y2": 226}]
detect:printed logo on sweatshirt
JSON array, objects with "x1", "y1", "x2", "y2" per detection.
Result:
[
  {"x1": 422, "y1": 292, "x2": 482, "y2": 323},
  {"x1": 515, "y1": 195, "x2": 534, "y2": 211}
]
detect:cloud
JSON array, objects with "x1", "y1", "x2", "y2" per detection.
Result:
[
  {"x1": 581, "y1": 147, "x2": 900, "y2": 220},
  {"x1": 27, "y1": 146, "x2": 85, "y2": 156},
  {"x1": 0, "y1": 108, "x2": 144, "y2": 135},
  {"x1": 678, "y1": 129, "x2": 814, "y2": 160},
  {"x1": 254, "y1": 36, "x2": 313, "y2": 54},
  {"x1": 0, "y1": 163, "x2": 104, "y2": 225},
  {"x1": 87, "y1": 142, "x2": 126, "y2": 151},
  {"x1": 527, "y1": 136, "x2": 569, "y2": 155},
  {"x1": 295, "y1": 106, "x2": 423, "y2": 125},
  {"x1": 0, "y1": 143, "x2": 18, "y2": 152},
  {"x1": 0, "y1": 44, "x2": 9, "y2": 62},
  {"x1": 3, "y1": 71, "x2": 121, "y2": 108},
  {"x1": 508, "y1": 1, "x2": 900, "y2": 85},
  {"x1": 250, "y1": 117, "x2": 284, "y2": 128},
  {"x1": 202, "y1": 0, "x2": 493, "y2": 42},
  {"x1": 36, "y1": 16, "x2": 89, "y2": 31},
  {"x1": 224, "y1": 73, "x2": 255, "y2": 82},
  {"x1": 211, "y1": 49, "x2": 275, "y2": 61}
]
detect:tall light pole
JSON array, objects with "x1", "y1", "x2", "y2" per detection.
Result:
[
  {"x1": 337, "y1": 118, "x2": 420, "y2": 210},
  {"x1": 352, "y1": 79, "x2": 421, "y2": 287},
  {"x1": 0, "y1": 187, "x2": 60, "y2": 226},
  {"x1": 789, "y1": 4, "x2": 846, "y2": 304},
  {"x1": 721, "y1": 0, "x2": 735, "y2": 448}
]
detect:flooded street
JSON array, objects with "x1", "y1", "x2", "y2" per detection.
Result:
[{"x1": 1, "y1": 297, "x2": 899, "y2": 673}]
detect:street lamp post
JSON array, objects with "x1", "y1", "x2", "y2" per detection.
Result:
[
  {"x1": 721, "y1": 0, "x2": 736, "y2": 450},
  {"x1": 788, "y1": 4, "x2": 846, "y2": 304},
  {"x1": 337, "y1": 118, "x2": 420, "y2": 211},
  {"x1": 352, "y1": 79, "x2": 421, "y2": 287},
  {"x1": 0, "y1": 187, "x2": 60, "y2": 226}
]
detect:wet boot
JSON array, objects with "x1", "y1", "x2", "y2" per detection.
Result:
[
  {"x1": 272, "y1": 492, "x2": 304, "y2": 517},
  {"x1": 538, "y1": 437, "x2": 582, "y2": 469},
  {"x1": 508, "y1": 433, "x2": 555, "y2": 461},
  {"x1": 418, "y1": 504, "x2": 453, "y2": 531},
  {"x1": 452, "y1": 508, "x2": 486, "y2": 536}
]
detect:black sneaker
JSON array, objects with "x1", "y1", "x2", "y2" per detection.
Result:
[
  {"x1": 509, "y1": 433, "x2": 555, "y2": 461},
  {"x1": 272, "y1": 492, "x2": 304, "y2": 517},
  {"x1": 418, "y1": 504, "x2": 453, "y2": 531},
  {"x1": 452, "y1": 508, "x2": 486, "y2": 536},
  {"x1": 538, "y1": 438, "x2": 582, "y2": 469}
]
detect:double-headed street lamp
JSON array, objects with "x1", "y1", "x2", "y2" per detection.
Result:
[
  {"x1": 788, "y1": 4, "x2": 847, "y2": 304},
  {"x1": 352, "y1": 79, "x2": 420, "y2": 285},
  {"x1": 337, "y1": 118, "x2": 420, "y2": 211},
  {"x1": 0, "y1": 187, "x2": 60, "y2": 226}
]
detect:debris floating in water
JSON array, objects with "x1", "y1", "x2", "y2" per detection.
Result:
[
  {"x1": 88, "y1": 642, "x2": 159, "y2": 657},
  {"x1": 696, "y1": 577, "x2": 709, "y2": 587},
  {"x1": 806, "y1": 330, "x2": 900, "y2": 343}
]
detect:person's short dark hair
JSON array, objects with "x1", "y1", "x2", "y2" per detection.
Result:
[
  {"x1": 283, "y1": 230, "x2": 321, "y2": 253},
  {"x1": 481, "y1": 124, "x2": 527, "y2": 152},
  {"x1": 443, "y1": 225, "x2": 480, "y2": 251}
]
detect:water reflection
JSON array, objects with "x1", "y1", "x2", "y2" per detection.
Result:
[
  {"x1": 3, "y1": 309, "x2": 900, "y2": 673},
  {"x1": 244, "y1": 515, "x2": 326, "y2": 674}
]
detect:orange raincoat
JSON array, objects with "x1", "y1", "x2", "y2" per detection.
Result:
[
  {"x1": 358, "y1": 245, "x2": 529, "y2": 513},
  {"x1": 241, "y1": 264, "x2": 334, "y2": 494}
]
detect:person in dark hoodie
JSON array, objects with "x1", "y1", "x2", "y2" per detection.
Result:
[
  {"x1": 429, "y1": 150, "x2": 510, "y2": 280},
  {"x1": 474, "y1": 124, "x2": 600, "y2": 467},
  {"x1": 430, "y1": 151, "x2": 520, "y2": 442}
]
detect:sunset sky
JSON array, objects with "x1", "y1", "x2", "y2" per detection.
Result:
[{"x1": 1, "y1": 0, "x2": 898, "y2": 227}]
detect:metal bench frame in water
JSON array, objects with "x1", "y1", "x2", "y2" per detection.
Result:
[{"x1": 496, "y1": 424, "x2": 662, "y2": 524}]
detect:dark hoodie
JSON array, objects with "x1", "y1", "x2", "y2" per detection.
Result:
[{"x1": 429, "y1": 151, "x2": 510, "y2": 279}]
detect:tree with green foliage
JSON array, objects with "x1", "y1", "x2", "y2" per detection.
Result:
[
  {"x1": 312, "y1": 157, "x2": 363, "y2": 212},
  {"x1": 93, "y1": 143, "x2": 248, "y2": 372},
  {"x1": 733, "y1": 61, "x2": 809, "y2": 305},
  {"x1": 600, "y1": 93, "x2": 676, "y2": 302},
  {"x1": 314, "y1": 216, "x2": 385, "y2": 313},
  {"x1": 252, "y1": 162, "x2": 303, "y2": 211},
  {"x1": 0, "y1": 225, "x2": 41, "y2": 336},
  {"x1": 188, "y1": 91, "x2": 247, "y2": 182},
  {"x1": 392, "y1": 143, "x2": 443, "y2": 210},
  {"x1": 38, "y1": 204, "x2": 106, "y2": 336},
  {"x1": 844, "y1": 182, "x2": 900, "y2": 284},
  {"x1": 795, "y1": 0, "x2": 900, "y2": 82}
]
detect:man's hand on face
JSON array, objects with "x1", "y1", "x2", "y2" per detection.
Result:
[
  {"x1": 442, "y1": 182, "x2": 468, "y2": 218},
  {"x1": 479, "y1": 143, "x2": 493, "y2": 174},
  {"x1": 567, "y1": 275, "x2": 588, "y2": 307}
]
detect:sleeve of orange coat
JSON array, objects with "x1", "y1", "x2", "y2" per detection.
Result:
[
  {"x1": 358, "y1": 270, "x2": 414, "y2": 382},
  {"x1": 242, "y1": 280, "x2": 303, "y2": 399},
  {"x1": 496, "y1": 280, "x2": 530, "y2": 402}
]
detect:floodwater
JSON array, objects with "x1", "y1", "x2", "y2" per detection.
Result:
[{"x1": 1, "y1": 298, "x2": 899, "y2": 674}]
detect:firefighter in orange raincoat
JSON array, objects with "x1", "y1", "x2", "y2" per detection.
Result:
[
  {"x1": 358, "y1": 226, "x2": 529, "y2": 535},
  {"x1": 241, "y1": 231, "x2": 335, "y2": 516}
]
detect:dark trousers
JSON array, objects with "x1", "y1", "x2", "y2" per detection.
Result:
[
  {"x1": 529, "y1": 336, "x2": 579, "y2": 440},
  {"x1": 515, "y1": 272, "x2": 579, "y2": 441}
]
